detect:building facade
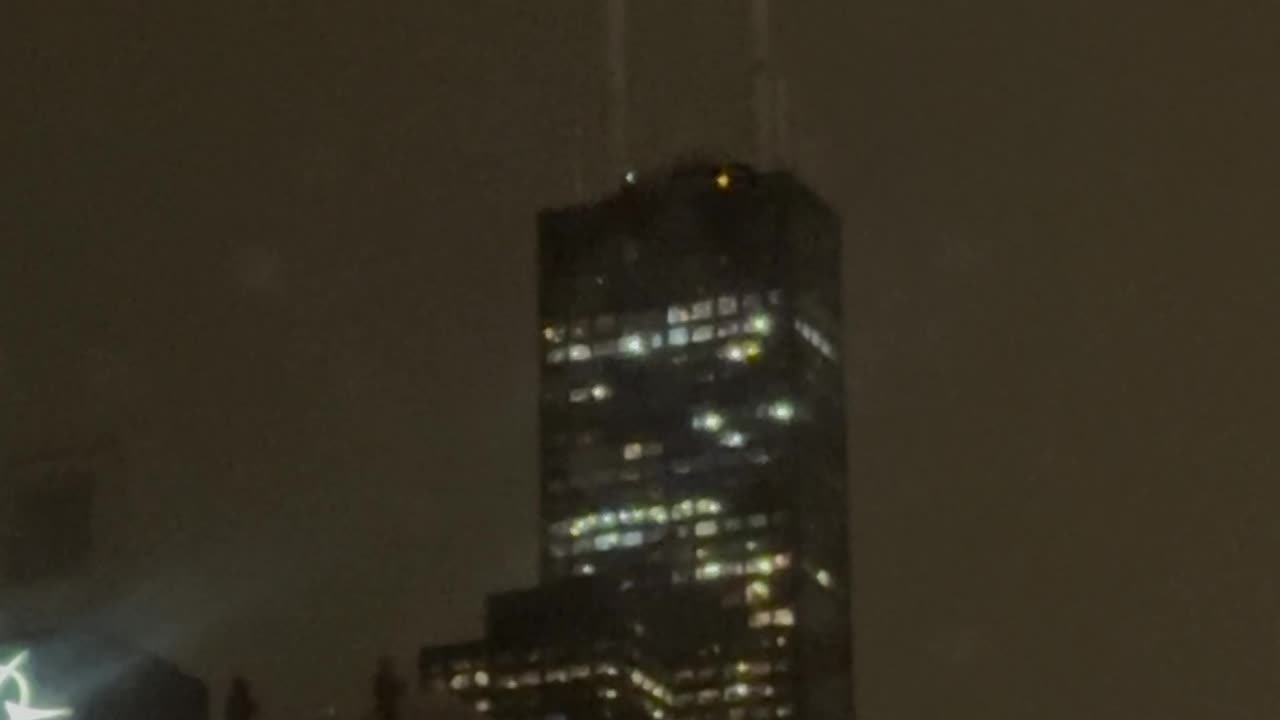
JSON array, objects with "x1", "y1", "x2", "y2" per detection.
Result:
[{"x1": 421, "y1": 162, "x2": 850, "y2": 720}]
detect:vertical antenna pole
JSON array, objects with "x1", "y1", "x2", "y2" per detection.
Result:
[
  {"x1": 606, "y1": 0, "x2": 629, "y2": 180},
  {"x1": 751, "y1": 0, "x2": 774, "y2": 168},
  {"x1": 775, "y1": 74, "x2": 791, "y2": 168}
]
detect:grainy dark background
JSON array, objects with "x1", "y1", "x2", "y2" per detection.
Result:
[{"x1": 1, "y1": 1, "x2": 1275, "y2": 717}]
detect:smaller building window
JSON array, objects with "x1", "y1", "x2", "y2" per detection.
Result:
[
  {"x1": 623, "y1": 442, "x2": 644, "y2": 461},
  {"x1": 568, "y1": 344, "x2": 591, "y2": 362},
  {"x1": 718, "y1": 321, "x2": 740, "y2": 338},
  {"x1": 694, "y1": 520, "x2": 718, "y2": 537},
  {"x1": 691, "y1": 299, "x2": 714, "y2": 320},
  {"x1": 546, "y1": 348, "x2": 567, "y2": 364},
  {"x1": 773, "y1": 608, "x2": 795, "y2": 626},
  {"x1": 475, "y1": 699, "x2": 492, "y2": 713},
  {"x1": 669, "y1": 326, "x2": 690, "y2": 346},
  {"x1": 692, "y1": 324, "x2": 716, "y2": 343},
  {"x1": 544, "y1": 325, "x2": 566, "y2": 343},
  {"x1": 718, "y1": 295, "x2": 738, "y2": 315},
  {"x1": 668, "y1": 304, "x2": 691, "y2": 324}
]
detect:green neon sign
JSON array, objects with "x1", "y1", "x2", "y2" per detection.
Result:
[{"x1": 0, "y1": 652, "x2": 72, "y2": 719}]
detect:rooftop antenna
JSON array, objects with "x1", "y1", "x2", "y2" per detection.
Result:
[
  {"x1": 751, "y1": 0, "x2": 775, "y2": 168},
  {"x1": 775, "y1": 74, "x2": 792, "y2": 168},
  {"x1": 606, "y1": 0, "x2": 630, "y2": 182}
]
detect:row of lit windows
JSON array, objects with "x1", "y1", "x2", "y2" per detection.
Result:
[
  {"x1": 549, "y1": 512, "x2": 775, "y2": 559},
  {"x1": 546, "y1": 317, "x2": 772, "y2": 367},
  {"x1": 549, "y1": 497, "x2": 725, "y2": 538},
  {"x1": 747, "y1": 608, "x2": 796, "y2": 629},
  {"x1": 794, "y1": 318, "x2": 838, "y2": 360},
  {"x1": 691, "y1": 553, "x2": 792, "y2": 582},
  {"x1": 542, "y1": 292, "x2": 783, "y2": 346},
  {"x1": 446, "y1": 662, "x2": 674, "y2": 704}
]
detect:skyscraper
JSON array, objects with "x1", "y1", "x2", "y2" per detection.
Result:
[{"x1": 420, "y1": 161, "x2": 850, "y2": 720}]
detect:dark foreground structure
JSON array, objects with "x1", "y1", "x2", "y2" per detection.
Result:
[
  {"x1": 421, "y1": 162, "x2": 850, "y2": 720},
  {"x1": 0, "y1": 632, "x2": 208, "y2": 720}
]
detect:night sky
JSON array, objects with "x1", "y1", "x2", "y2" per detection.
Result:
[{"x1": 2, "y1": 2, "x2": 1276, "y2": 718}]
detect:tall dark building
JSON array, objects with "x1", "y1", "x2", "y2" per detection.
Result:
[{"x1": 420, "y1": 161, "x2": 850, "y2": 720}]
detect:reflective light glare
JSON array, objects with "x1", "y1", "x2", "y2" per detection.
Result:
[
  {"x1": 0, "y1": 652, "x2": 73, "y2": 720},
  {"x1": 716, "y1": 171, "x2": 732, "y2": 189}
]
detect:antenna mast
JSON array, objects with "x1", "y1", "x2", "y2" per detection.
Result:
[
  {"x1": 606, "y1": 0, "x2": 629, "y2": 181},
  {"x1": 752, "y1": 0, "x2": 775, "y2": 168}
]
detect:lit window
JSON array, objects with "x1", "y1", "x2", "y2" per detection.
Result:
[
  {"x1": 600, "y1": 511, "x2": 617, "y2": 527},
  {"x1": 745, "y1": 540, "x2": 760, "y2": 552},
  {"x1": 776, "y1": 705, "x2": 794, "y2": 718},
  {"x1": 718, "y1": 321, "x2": 740, "y2": 338},
  {"x1": 648, "y1": 505, "x2": 669, "y2": 523},
  {"x1": 748, "y1": 557, "x2": 775, "y2": 575},
  {"x1": 692, "y1": 299, "x2": 714, "y2": 319},
  {"x1": 724, "y1": 517, "x2": 742, "y2": 531},
  {"x1": 669, "y1": 326, "x2": 690, "y2": 346},
  {"x1": 544, "y1": 325, "x2": 566, "y2": 343},
  {"x1": 749, "y1": 610, "x2": 772, "y2": 628},
  {"x1": 622, "y1": 530, "x2": 643, "y2": 547},
  {"x1": 651, "y1": 332, "x2": 664, "y2": 349},
  {"x1": 547, "y1": 669, "x2": 569, "y2": 683},
  {"x1": 773, "y1": 553, "x2": 792, "y2": 569},
  {"x1": 474, "y1": 670, "x2": 490, "y2": 687},
  {"x1": 815, "y1": 569, "x2": 833, "y2": 588},
  {"x1": 623, "y1": 443, "x2": 644, "y2": 460},
  {"x1": 698, "y1": 689, "x2": 720, "y2": 705},
  {"x1": 591, "y1": 383, "x2": 613, "y2": 401},
  {"x1": 569, "y1": 344, "x2": 591, "y2": 361},
  {"x1": 718, "y1": 296, "x2": 738, "y2": 315},
  {"x1": 602, "y1": 688, "x2": 619, "y2": 700},
  {"x1": 726, "y1": 683, "x2": 750, "y2": 700},
  {"x1": 719, "y1": 431, "x2": 746, "y2": 448},
  {"x1": 672, "y1": 499, "x2": 695, "y2": 520},
  {"x1": 576, "y1": 562, "x2": 596, "y2": 575},
  {"x1": 621, "y1": 334, "x2": 647, "y2": 356},
  {"x1": 520, "y1": 670, "x2": 542, "y2": 686},
  {"x1": 476, "y1": 699, "x2": 492, "y2": 713},
  {"x1": 668, "y1": 304, "x2": 691, "y2": 324},
  {"x1": 569, "y1": 388, "x2": 590, "y2": 403},
  {"x1": 695, "y1": 498, "x2": 722, "y2": 514},
  {"x1": 719, "y1": 339, "x2": 761, "y2": 362},
  {"x1": 571, "y1": 664, "x2": 591, "y2": 679},
  {"x1": 694, "y1": 520, "x2": 718, "y2": 537},
  {"x1": 450, "y1": 674, "x2": 471, "y2": 690},
  {"x1": 768, "y1": 290, "x2": 783, "y2": 305},
  {"x1": 595, "y1": 532, "x2": 619, "y2": 551},
  {"x1": 692, "y1": 410, "x2": 725, "y2": 432},
  {"x1": 691, "y1": 324, "x2": 716, "y2": 343},
  {"x1": 745, "y1": 579, "x2": 771, "y2": 605},
  {"x1": 767, "y1": 400, "x2": 795, "y2": 422},
  {"x1": 773, "y1": 608, "x2": 795, "y2": 626},
  {"x1": 748, "y1": 514, "x2": 768, "y2": 528},
  {"x1": 547, "y1": 348, "x2": 567, "y2": 364},
  {"x1": 697, "y1": 562, "x2": 723, "y2": 580},
  {"x1": 746, "y1": 312, "x2": 773, "y2": 334}
]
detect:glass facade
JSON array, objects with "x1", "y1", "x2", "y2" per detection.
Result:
[{"x1": 421, "y1": 162, "x2": 850, "y2": 720}]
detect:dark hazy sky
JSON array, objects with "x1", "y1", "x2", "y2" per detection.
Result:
[{"x1": 2, "y1": 2, "x2": 1276, "y2": 718}]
